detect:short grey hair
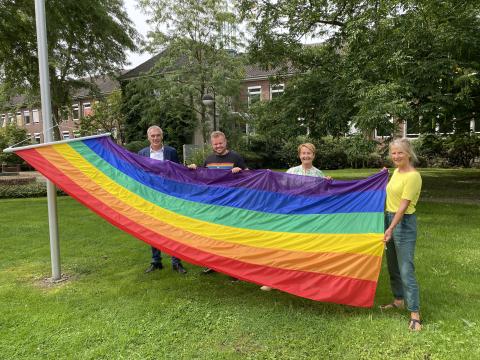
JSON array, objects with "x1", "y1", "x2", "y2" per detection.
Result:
[{"x1": 147, "y1": 125, "x2": 163, "y2": 136}]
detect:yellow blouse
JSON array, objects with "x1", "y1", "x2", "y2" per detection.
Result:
[{"x1": 386, "y1": 169, "x2": 422, "y2": 214}]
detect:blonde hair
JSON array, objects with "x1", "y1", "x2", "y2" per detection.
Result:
[
  {"x1": 390, "y1": 138, "x2": 418, "y2": 164},
  {"x1": 297, "y1": 143, "x2": 316, "y2": 156},
  {"x1": 210, "y1": 131, "x2": 226, "y2": 142}
]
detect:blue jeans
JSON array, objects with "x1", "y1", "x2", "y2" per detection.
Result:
[
  {"x1": 385, "y1": 213, "x2": 420, "y2": 312},
  {"x1": 151, "y1": 246, "x2": 181, "y2": 267}
]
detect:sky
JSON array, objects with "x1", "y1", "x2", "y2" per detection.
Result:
[{"x1": 124, "y1": 0, "x2": 152, "y2": 69}]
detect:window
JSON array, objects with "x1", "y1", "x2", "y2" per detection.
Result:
[
  {"x1": 23, "y1": 110, "x2": 31, "y2": 125},
  {"x1": 270, "y1": 84, "x2": 284, "y2": 99},
  {"x1": 82, "y1": 102, "x2": 92, "y2": 117},
  {"x1": 347, "y1": 121, "x2": 360, "y2": 135},
  {"x1": 0, "y1": 114, "x2": 5, "y2": 127},
  {"x1": 33, "y1": 109, "x2": 40, "y2": 123},
  {"x1": 406, "y1": 118, "x2": 421, "y2": 137},
  {"x1": 72, "y1": 104, "x2": 79, "y2": 120},
  {"x1": 34, "y1": 133, "x2": 41, "y2": 144},
  {"x1": 247, "y1": 86, "x2": 261, "y2": 107},
  {"x1": 8, "y1": 113, "x2": 14, "y2": 124},
  {"x1": 62, "y1": 131, "x2": 71, "y2": 140},
  {"x1": 16, "y1": 111, "x2": 22, "y2": 126}
]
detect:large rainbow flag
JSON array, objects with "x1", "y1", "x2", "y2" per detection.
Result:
[{"x1": 8, "y1": 135, "x2": 387, "y2": 307}]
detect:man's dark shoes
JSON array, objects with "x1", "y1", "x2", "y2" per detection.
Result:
[
  {"x1": 145, "y1": 263, "x2": 163, "y2": 273},
  {"x1": 202, "y1": 267, "x2": 216, "y2": 274},
  {"x1": 173, "y1": 263, "x2": 187, "y2": 274}
]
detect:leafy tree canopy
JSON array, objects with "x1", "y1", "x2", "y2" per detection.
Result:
[
  {"x1": 0, "y1": 0, "x2": 139, "y2": 138},
  {"x1": 79, "y1": 91, "x2": 127, "y2": 143},
  {"x1": 239, "y1": 0, "x2": 480, "y2": 137},
  {"x1": 132, "y1": 0, "x2": 246, "y2": 143}
]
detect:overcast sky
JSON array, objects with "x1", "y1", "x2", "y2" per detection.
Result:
[{"x1": 124, "y1": 0, "x2": 152, "y2": 69}]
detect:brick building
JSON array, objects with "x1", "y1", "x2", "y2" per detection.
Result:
[{"x1": 0, "y1": 75, "x2": 119, "y2": 143}]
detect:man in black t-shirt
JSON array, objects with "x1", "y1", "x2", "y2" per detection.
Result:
[
  {"x1": 188, "y1": 131, "x2": 247, "y2": 172},
  {"x1": 188, "y1": 131, "x2": 247, "y2": 276}
]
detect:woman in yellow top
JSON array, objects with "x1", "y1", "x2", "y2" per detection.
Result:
[{"x1": 381, "y1": 138, "x2": 422, "y2": 331}]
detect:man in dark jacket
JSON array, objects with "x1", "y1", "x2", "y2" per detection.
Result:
[{"x1": 139, "y1": 125, "x2": 186, "y2": 274}]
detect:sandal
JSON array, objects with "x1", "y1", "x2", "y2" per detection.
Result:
[
  {"x1": 379, "y1": 302, "x2": 404, "y2": 310},
  {"x1": 409, "y1": 318, "x2": 422, "y2": 331}
]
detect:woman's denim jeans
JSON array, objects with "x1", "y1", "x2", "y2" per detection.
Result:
[{"x1": 385, "y1": 213, "x2": 420, "y2": 312}]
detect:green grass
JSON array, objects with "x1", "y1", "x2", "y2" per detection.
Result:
[{"x1": 1, "y1": 168, "x2": 479, "y2": 359}]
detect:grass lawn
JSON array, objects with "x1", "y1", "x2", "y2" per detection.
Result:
[{"x1": 0, "y1": 168, "x2": 479, "y2": 359}]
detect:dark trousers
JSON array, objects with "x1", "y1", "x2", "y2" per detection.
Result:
[{"x1": 151, "y1": 246, "x2": 181, "y2": 267}]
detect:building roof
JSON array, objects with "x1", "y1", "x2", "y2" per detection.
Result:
[
  {"x1": 1, "y1": 75, "x2": 120, "y2": 109},
  {"x1": 120, "y1": 51, "x2": 295, "y2": 82},
  {"x1": 73, "y1": 75, "x2": 119, "y2": 99},
  {"x1": 244, "y1": 64, "x2": 295, "y2": 80},
  {"x1": 119, "y1": 53, "x2": 166, "y2": 81}
]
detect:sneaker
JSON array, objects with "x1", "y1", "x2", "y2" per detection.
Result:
[
  {"x1": 260, "y1": 286, "x2": 272, "y2": 291},
  {"x1": 145, "y1": 263, "x2": 163, "y2": 273},
  {"x1": 172, "y1": 263, "x2": 187, "y2": 274},
  {"x1": 202, "y1": 268, "x2": 216, "y2": 274}
]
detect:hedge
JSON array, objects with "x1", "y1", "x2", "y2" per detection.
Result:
[{"x1": 0, "y1": 182, "x2": 66, "y2": 199}]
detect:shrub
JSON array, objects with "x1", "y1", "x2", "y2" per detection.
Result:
[
  {"x1": 342, "y1": 135, "x2": 377, "y2": 168},
  {"x1": 239, "y1": 134, "x2": 282, "y2": 169},
  {"x1": 413, "y1": 134, "x2": 447, "y2": 166},
  {"x1": 186, "y1": 144, "x2": 210, "y2": 166},
  {"x1": 0, "y1": 124, "x2": 29, "y2": 165},
  {"x1": 0, "y1": 182, "x2": 66, "y2": 199},
  {"x1": 316, "y1": 137, "x2": 348, "y2": 170},
  {"x1": 124, "y1": 140, "x2": 149, "y2": 154},
  {"x1": 445, "y1": 133, "x2": 480, "y2": 168}
]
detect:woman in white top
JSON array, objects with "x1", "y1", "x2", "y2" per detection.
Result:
[{"x1": 260, "y1": 143, "x2": 330, "y2": 291}]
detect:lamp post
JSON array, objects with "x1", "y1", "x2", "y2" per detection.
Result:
[{"x1": 202, "y1": 87, "x2": 216, "y2": 131}]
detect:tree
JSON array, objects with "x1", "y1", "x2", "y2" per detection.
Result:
[
  {"x1": 132, "y1": 0, "x2": 246, "y2": 143},
  {"x1": 122, "y1": 74, "x2": 197, "y2": 152},
  {"x1": 239, "y1": 0, "x2": 480, "y2": 136},
  {"x1": 0, "y1": 124, "x2": 29, "y2": 165},
  {"x1": 0, "y1": 0, "x2": 139, "y2": 139},
  {"x1": 79, "y1": 90, "x2": 127, "y2": 144}
]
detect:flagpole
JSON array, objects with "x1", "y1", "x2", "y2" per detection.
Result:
[{"x1": 34, "y1": 0, "x2": 61, "y2": 280}]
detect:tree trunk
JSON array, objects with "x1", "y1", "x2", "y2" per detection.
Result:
[{"x1": 51, "y1": 104, "x2": 61, "y2": 141}]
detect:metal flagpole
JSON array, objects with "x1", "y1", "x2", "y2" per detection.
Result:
[{"x1": 34, "y1": 0, "x2": 61, "y2": 280}]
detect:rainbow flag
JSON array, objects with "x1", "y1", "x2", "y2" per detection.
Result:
[{"x1": 11, "y1": 135, "x2": 387, "y2": 307}]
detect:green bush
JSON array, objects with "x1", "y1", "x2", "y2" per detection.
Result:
[
  {"x1": 343, "y1": 135, "x2": 378, "y2": 168},
  {"x1": 316, "y1": 137, "x2": 348, "y2": 170},
  {"x1": 186, "y1": 145, "x2": 210, "y2": 166},
  {"x1": 0, "y1": 124, "x2": 29, "y2": 165},
  {"x1": 123, "y1": 140, "x2": 149, "y2": 154},
  {"x1": 0, "y1": 182, "x2": 66, "y2": 199},
  {"x1": 414, "y1": 133, "x2": 480, "y2": 168},
  {"x1": 413, "y1": 134, "x2": 447, "y2": 166},
  {"x1": 238, "y1": 134, "x2": 282, "y2": 169},
  {"x1": 445, "y1": 133, "x2": 480, "y2": 168}
]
